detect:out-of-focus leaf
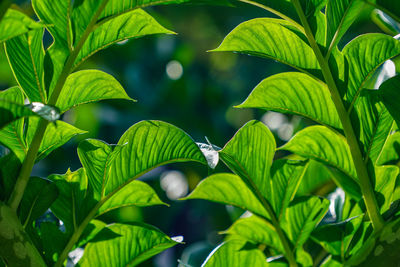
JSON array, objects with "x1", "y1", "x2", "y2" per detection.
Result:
[
  {"x1": 343, "y1": 34, "x2": 400, "y2": 105},
  {"x1": 377, "y1": 75, "x2": 400, "y2": 128},
  {"x1": 18, "y1": 177, "x2": 58, "y2": 226},
  {"x1": 183, "y1": 173, "x2": 270, "y2": 219},
  {"x1": 326, "y1": 0, "x2": 366, "y2": 53},
  {"x1": 280, "y1": 126, "x2": 356, "y2": 179},
  {"x1": 74, "y1": 9, "x2": 174, "y2": 68},
  {"x1": 77, "y1": 222, "x2": 181, "y2": 267},
  {"x1": 237, "y1": 72, "x2": 341, "y2": 129},
  {"x1": 97, "y1": 180, "x2": 167, "y2": 216},
  {"x1": 220, "y1": 120, "x2": 275, "y2": 199},
  {"x1": 0, "y1": 8, "x2": 43, "y2": 43},
  {"x1": 0, "y1": 87, "x2": 27, "y2": 160},
  {"x1": 210, "y1": 18, "x2": 321, "y2": 78},
  {"x1": 355, "y1": 92, "x2": 394, "y2": 164},
  {"x1": 38, "y1": 222, "x2": 68, "y2": 265},
  {"x1": 105, "y1": 120, "x2": 206, "y2": 195},
  {"x1": 5, "y1": 29, "x2": 46, "y2": 102},
  {"x1": 56, "y1": 70, "x2": 133, "y2": 114},
  {"x1": 201, "y1": 239, "x2": 268, "y2": 267},
  {"x1": 223, "y1": 214, "x2": 283, "y2": 252},
  {"x1": 369, "y1": 0, "x2": 400, "y2": 23},
  {"x1": 269, "y1": 159, "x2": 308, "y2": 220},
  {"x1": 281, "y1": 196, "x2": 329, "y2": 248}
]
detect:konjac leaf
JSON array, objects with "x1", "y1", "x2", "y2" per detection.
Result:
[
  {"x1": 105, "y1": 120, "x2": 206, "y2": 195},
  {"x1": 343, "y1": 34, "x2": 400, "y2": 105},
  {"x1": 210, "y1": 18, "x2": 321, "y2": 78},
  {"x1": 281, "y1": 196, "x2": 329, "y2": 249},
  {"x1": 377, "y1": 75, "x2": 400, "y2": 128},
  {"x1": 237, "y1": 72, "x2": 341, "y2": 129},
  {"x1": 326, "y1": 0, "x2": 366, "y2": 52},
  {"x1": 98, "y1": 180, "x2": 166, "y2": 216},
  {"x1": 77, "y1": 222, "x2": 181, "y2": 267},
  {"x1": 18, "y1": 177, "x2": 58, "y2": 227},
  {"x1": 74, "y1": 9, "x2": 174, "y2": 68},
  {"x1": 223, "y1": 214, "x2": 283, "y2": 252},
  {"x1": 280, "y1": 126, "x2": 357, "y2": 179},
  {"x1": 183, "y1": 173, "x2": 270, "y2": 219},
  {"x1": 56, "y1": 70, "x2": 133, "y2": 114},
  {"x1": 0, "y1": 8, "x2": 43, "y2": 43},
  {"x1": 269, "y1": 159, "x2": 308, "y2": 220},
  {"x1": 220, "y1": 120, "x2": 275, "y2": 199},
  {"x1": 202, "y1": 239, "x2": 268, "y2": 267},
  {"x1": 5, "y1": 28, "x2": 46, "y2": 102},
  {"x1": 0, "y1": 87, "x2": 27, "y2": 160}
]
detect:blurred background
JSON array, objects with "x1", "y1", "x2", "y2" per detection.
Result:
[{"x1": 0, "y1": 1, "x2": 391, "y2": 266}]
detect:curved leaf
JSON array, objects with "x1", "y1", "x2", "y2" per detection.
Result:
[
  {"x1": 280, "y1": 126, "x2": 356, "y2": 179},
  {"x1": 77, "y1": 222, "x2": 181, "y2": 267},
  {"x1": 202, "y1": 239, "x2": 268, "y2": 267},
  {"x1": 98, "y1": 180, "x2": 166, "y2": 216},
  {"x1": 237, "y1": 72, "x2": 341, "y2": 129},
  {"x1": 343, "y1": 34, "x2": 400, "y2": 105},
  {"x1": 183, "y1": 173, "x2": 270, "y2": 219},
  {"x1": 74, "y1": 9, "x2": 174, "y2": 68},
  {"x1": 105, "y1": 120, "x2": 206, "y2": 195},
  {"x1": 377, "y1": 131, "x2": 400, "y2": 165},
  {"x1": 281, "y1": 196, "x2": 329, "y2": 248},
  {"x1": 223, "y1": 214, "x2": 283, "y2": 252},
  {"x1": 210, "y1": 18, "x2": 321, "y2": 77},
  {"x1": 5, "y1": 28, "x2": 46, "y2": 102},
  {"x1": 377, "y1": 75, "x2": 400, "y2": 129},
  {"x1": 56, "y1": 70, "x2": 133, "y2": 114},
  {"x1": 326, "y1": 0, "x2": 366, "y2": 52},
  {"x1": 374, "y1": 165, "x2": 399, "y2": 213},
  {"x1": 220, "y1": 120, "x2": 275, "y2": 198},
  {"x1": 0, "y1": 8, "x2": 43, "y2": 43}
]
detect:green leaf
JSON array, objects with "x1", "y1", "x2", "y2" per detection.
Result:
[
  {"x1": 370, "y1": 0, "x2": 400, "y2": 23},
  {"x1": 354, "y1": 92, "x2": 394, "y2": 164},
  {"x1": 280, "y1": 125, "x2": 357, "y2": 180},
  {"x1": 26, "y1": 117, "x2": 87, "y2": 162},
  {"x1": 0, "y1": 8, "x2": 43, "y2": 43},
  {"x1": 237, "y1": 72, "x2": 341, "y2": 129},
  {"x1": 269, "y1": 159, "x2": 308, "y2": 220},
  {"x1": 183, "y1": 173, "x2": 270, "y2": 219},
  {"x1": 223, "y1": 214, "x2": 283, "y2": 252},
  {"x1": 377, "y1": 75, "x2": 400, "y2": 129},
  {"x1": 77, "y1": 219, "x2": 107, "y2": 247},
  {"x1": 38, "y1": 222, "x2": 68, "y2": 265},
  {"x1": 210, "y1": 18, "x2": 321, "y2": 78},
  {"x1": 74, "y1": 9, "x2": 174, "y2": 68},
  {"x1": 281, "y1": 196, "x2": 329, "y2": 248},
  {"x1": 56, "y1": 70, "x2": 133, "y2": 114},
  {"x1": 343, "y1": 34, "x2": 400, "y2": 105},
  {"x1": 374, "y1": 165, "x2": 399, "y2": 213},
  {"x1": 296, "y1": 160, "x2": 332, "y2": 196},
  {"x1": 77, "y1": 222, "x2": 181, "y2": 267},
  {"x1": 377, "y1": 131, "x2": 400, "y2": 165},
  {"x1": 18, "y1": 177, "x2": 58, "y2": 227},
  {"x1": 326, "y1": 0, "x2": 366, "y2": 52},
  {"x1": 220, "y1": 120, "x2": 275, "y2": 199},
  {"x1": 98, "y1": 180, "x2": 166, "y2": 216},
  {"x1": 202, "y1": 239, "x2": 268, "y2": 267},
  {"x1": 0, "y1": 87, "x2": 27, "y2": 160},
  {"x1": 5, "y1": 28, "x2": 46, "y2": 102},
  {"x1": 105, "y1": 120, "x2": 206, "y2": 195}
]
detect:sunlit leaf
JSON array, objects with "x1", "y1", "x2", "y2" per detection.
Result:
[
  {"x1": 376, "y1": 75, "x2": 400, "y2": 129},
  {"x1": 183, "y1": 173, "x2": 270, "y2": 219},
  {"x1": 5, "y1": 29, "x2": 46, "y2": 102},
  {"x1": 0, "y1": 8, "x2": 43, "y2": 43},
  {"x1": 201, "y1": 239, "x2": 268, "y2": 267},
  {"x1": 237, "y1": 72, "x2": 341, "y2": 129},
  {"x1": 374, "y1": 165, "x2": 399, "y2": 213},
  {"x1": 77, "y1": 222, "x2": 181, "y2": 267},
  {"x1": 280, "y1": 126, "x2": 356, "y2": 179},
  {"x1": 56, "y1": 70, "x2": 133, "y2": 114},
  {"x1": 377, "y1": 131, "x2": 400, "y2": 165},
  {"x1": 210, "y1": 18, "x2": 321, "y2": 78}
]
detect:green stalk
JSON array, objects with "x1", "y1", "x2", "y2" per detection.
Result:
[{"x1": 291, "y1": 0, "x2": 385, "y2": 231}]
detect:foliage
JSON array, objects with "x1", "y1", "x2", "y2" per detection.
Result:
[{"x1": 1, "y1": 0, "x2": 400, "y2": 266}]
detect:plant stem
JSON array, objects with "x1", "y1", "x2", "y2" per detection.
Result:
[{"x1": 291, "y1": 0, "x2": 385, "y2": 231}]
